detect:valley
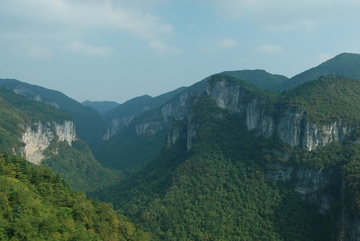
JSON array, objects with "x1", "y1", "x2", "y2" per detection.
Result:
[{"x1": 1, "y1": 52, "x2": 360, "y2": 240}]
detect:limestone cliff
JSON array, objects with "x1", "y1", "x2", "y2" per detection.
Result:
[
  {"x1": 207, "y1": 77, "x2": 354, "y2": 151},
  {"x1": 21, "y1": 121, "x2": 76, "y2": 164}
]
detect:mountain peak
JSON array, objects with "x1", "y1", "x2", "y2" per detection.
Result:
[{"x1": 287, "y1": 52, "x2": 360, "y2": 89}]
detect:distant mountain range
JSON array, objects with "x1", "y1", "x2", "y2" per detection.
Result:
[
  {"x1": 1, "y1": 52, "x2": 360, "y2": 240},
  {"x1": 82, "y1": 100, "x2": 120, "y2": 115}
]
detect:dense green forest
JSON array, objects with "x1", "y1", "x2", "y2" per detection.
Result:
[
  {"x1": 285, "y1": 52, "x2": 360, "y2": 89},
  {"x1": 0, "y1": 79, "x2": 108, "y2": 150},
  {"x1": 0, "y1": 154, "x2": 150, "y2": 240},
  {"x1": 222, "y1": 69, "x2": 289, "y2": 92},
  {"x1": 93, "y1": 97, "x2": 329, "y2": 240},
  {"x1": 93, "y1": 74, "x2": 360, "y2": 240},
  {"x1": 0, "y1": 86, "x2": 121, "y2": 193},
  {"x1": 2, "y1": 53, "x2": 360, "y2": 240},
  {"x1": 281, "y1": 75, "x2": 360, "y2": 125}
]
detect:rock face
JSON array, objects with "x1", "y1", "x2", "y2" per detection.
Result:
[
  {"x1": 207, "y1": 78, "x2": 354, "y2": 151},
  {"x1": 21, "y1": 121, "x2": 76, "y2": 164},
  {"x1": 103, "y1": 116, "x2": 135, "y2": 140},
  {"x1": 161, "y1": 76, "x2": 360, "y2": 240},
  {"x1": 266, "y1": 164, "x2": 338, "y2": 214}
]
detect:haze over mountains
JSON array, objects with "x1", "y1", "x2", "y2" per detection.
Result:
[{"x1": 1, "y1": 52, "x2": 360, "y2": 240}]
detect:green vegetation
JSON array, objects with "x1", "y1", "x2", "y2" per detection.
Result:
[
  {"x1": 0, "y1": 86, "x2": 122, "y2": 193},
  {"x1": 0, "y1": 153, "x2": 150, "y2": 241},
  {"x1": 222, "y1": 69, "x2": 289, "y2": 92},
  {"x1": 0, "y1": 79, "x2": 108, "y2": 150},
  {"x1": 94, "y1": 97, "x2": 327, "y2": 240},
  {"x1": 281, "y1": 75, "x2": 360, "y2": 125},
  {"x1": 95, "y1": 126, "x2": 168, "y2": 173},
  {"x1": 286, "y1": 52, "x2": 360, "y2": 89},
  {"x1": 43, "y1": 140, "x2": 122, "y2": 192}
]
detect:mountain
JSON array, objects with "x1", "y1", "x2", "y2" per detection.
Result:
[
  {"x1": 0, "y1": 86, "x2": 121, "y2": 192},
  {"x1": 82, "y1": 100, "x2": 120, "y2": 115},
  {"x1": 94, "y1": 82, "x2": 204, "y2": 173},
  {"x1": 221, "y1": 69, "x2": 289, "y2": 92},
  {"x1": 0, "y1": 79, "x2": 107, "y2": 150},
  {"x1": 282, "y1": 52, "x2": 360, "y2": 90},
  {"x1": 103, "y1": 87, "x2": 186, "y2": 140},
  {"x1": 3, "y1": 52, "x2": 360, "y2": 240},
  {"x1": 94, "y1": 74, "x2": 360, "y2": 240},
  {"x1": 0, "y1": 153, "x2": 150, "y2": 240}
]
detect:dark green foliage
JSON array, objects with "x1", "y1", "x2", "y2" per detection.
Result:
[
  {"x1": 0, "y1": 86, "x2": 122, "y2": 194},
  {"x1": 0, "y1": 79, "x2": 108, "y2": 150},
  {"x1": 95, "y1": 97, "x2": 326, "y2": 240},
  {"x1": 43, "y1": 140, "x2": 123, "y2": 192},
  {"x1": 222, "y1": 69, "x2": 290, "y2": 92},
  {"x1": 0, "y1": 87, "x2": 70, "y2": 154},
  {"x1": 95, "y1": 126, "x2": 169, "y2": 173},
  {"x1": 105, "y1": 87, "x2": 186, "y2": 122},
  {"x1": 0, "y1": 87, "x2": 70, "y2": 123},
  {"x1": 0, "y1": 154, "x2": 151, "y2": 241},
  {"x1": 281, "y1": 75, "x2": 360, "y2": 125},
  {"x1": 284, "y1": 52, "x2": 360, "y2": 90}
]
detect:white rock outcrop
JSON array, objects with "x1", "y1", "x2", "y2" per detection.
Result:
[{"x1": 21, "y1": 121, "x2": 76, "y2": 164}]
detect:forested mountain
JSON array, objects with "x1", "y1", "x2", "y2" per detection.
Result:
[
  {"x1": 0, "y1": 86, "x2": 120, "y2": 192},
  {"x1": 0, "y1": 79, "x2": 107, "y2": 150},
  {"x1": 82, "y1": 100, "x2": 120, "y2": 115},
  {"x1": 94, "y1": 81, "x2": 205, "y2": 173},
  {"x1": 102, "y1": 86, "x2": 186, "y2": 140},
  {"x1": 93, "y1": 74, "x2": 360, "y2": 240},
  {"x1": 283, "y1": 52, "x2": 360, "y2": 90},
  {"x1": 222, "y1": 69, "x2": 289, "y2": 92},
  {"x1": 0, "y1": 154, "x2": 150, "y2": 240},
  {"x1": 2, "y1": 52, "x2": 360, "y2": 240}
]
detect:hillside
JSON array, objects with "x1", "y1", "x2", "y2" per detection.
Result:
[
  {"x1": 281, "y1": 75, "x2": 360, "y2": 125},
  {"x1": 0, "y1": 79, "x2": 108, "y2": 150},
  {"x1": 103, "y1": 87, "x2": 186, "y2": 140},
  {"x1": 94, "y1": 74, "x2": 360, "y2": 240},
  {"x1": 0, "y1": 153, "x2": 150, "y2": 240},
  {"x1": 222, "y1": 69, "x2": 289, "y2": 92},
  {"x1": 94, "y1": 82, "x2": 204, "y2": 173},
  {"x1": 282, "y1": 52, "x2": 360, "y2": 90},
  {"x1": 0, "y1": 87, "x2": 121, "y2": 192}
]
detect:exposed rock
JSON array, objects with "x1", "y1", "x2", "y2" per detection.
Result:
[
  {"x1": 266, "y1": 163, "x2": 338, "y2": 213},
  {"x1": 207, "y1": 78, "x2": 354, "y2": 151},
  {"x1": 55, "y1": 120, "x2": 76, "y2": 145},
  {"x1": 21, "y1": 121, "x2": 76, "y2": 164},
  {"x1": 21, "y1": 122, "x2": 54, "y2": 164}
]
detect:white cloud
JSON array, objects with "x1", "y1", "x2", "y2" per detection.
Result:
[
  {"x1": 65, "y1": 41, "x2": 113, "y2": 56},
  {"x1": 0, "y1": 0, "x2": 174, "y2": 42},
  {"x1": 148, "y1": 41, "x2": 181, "y2": 54},
  {"x1": 218, "y1": 38, "x2": 238, "y2": 48},
  {"x1": 255, "y1": 45, "x2": 283, "y2": 54}
]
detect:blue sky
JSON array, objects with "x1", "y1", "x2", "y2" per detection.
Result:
[{"x1": 1, "y1": 0, "x2": 360, "y2": 103}]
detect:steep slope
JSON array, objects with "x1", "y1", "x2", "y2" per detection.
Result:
[
  {"x1": 0, "y1": 87, "x2": 121, "y2": 192},
  {"x1": 0, "y1": 79, "x2": 107, "y2": 150},
  {"x1": 103, "y1": 87, "x2": 186, "y2": 140},
  {"x1": 282, "y1": 52, "x2": 360, "y2": 90},
  {"x1": 82, "y1": 100, "x2": 120, "y2": 115},
  {"x1": 95, "y1": 74, "x2": 360, "y2": 240},
  {"x1": 222, "y1": 69, "x2": 289, "y2": 92},
  {"x1": 95, "y1": 82, "x2": 204, "y2": 173},
  {"x1": 0, "y1": 154, "x2": 150, "y2": 240}
]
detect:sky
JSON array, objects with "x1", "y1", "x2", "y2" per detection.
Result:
[{"x1": 1, "y1": 0, "x2": 360, "y2": 104}]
